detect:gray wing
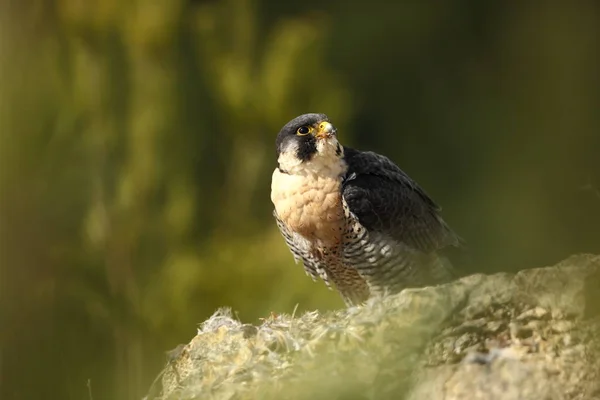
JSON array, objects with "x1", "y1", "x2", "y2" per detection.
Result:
[
  {"x1": 341, "y1": 147, "x2": 462, "y2": 253},
  {"x1": 340, "y1": 148, "x2": 463, "y2": 294}
]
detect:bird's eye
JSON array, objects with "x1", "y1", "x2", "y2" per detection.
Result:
[{"x1": 297, "y1": 126, "x2": 310, "y2": 135}]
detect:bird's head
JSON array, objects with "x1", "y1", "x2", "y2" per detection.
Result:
[{"x1": 275, "y1": 113, "x2": 344, "y2": 174}]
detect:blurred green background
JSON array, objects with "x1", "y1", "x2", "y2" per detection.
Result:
[{"x1": 1, "y1": 0, "x2": 599, "y2": 399}]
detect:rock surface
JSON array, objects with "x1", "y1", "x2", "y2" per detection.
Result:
[{"x1": 146, "y1": 254, "x2": 600, "y2": 400}]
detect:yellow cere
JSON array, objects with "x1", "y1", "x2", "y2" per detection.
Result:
[{"x1": 315, "y1": 121, "x2": 334, "y2": 139}]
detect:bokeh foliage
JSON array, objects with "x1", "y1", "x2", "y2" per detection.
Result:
[{"x1": 1, "y1": 1, "x2": 599, "y2": 399}]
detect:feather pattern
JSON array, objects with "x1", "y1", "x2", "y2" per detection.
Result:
[
  {"x1": 271, "y1": 113, "x2": 464, "y2": 306},
  {"x1": 342, "y1": 148, "x2": 463, "y2": 252},
  {"x1": 273, "y1": 211, "x2": 327, "y2": 284},
  {"x1": 340, "y1": 148, "x2": 463, "y2": 295}
]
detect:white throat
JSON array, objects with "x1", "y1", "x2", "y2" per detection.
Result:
[{"x1": 278, "y1": 139, "x2": 347, "y2": 178}]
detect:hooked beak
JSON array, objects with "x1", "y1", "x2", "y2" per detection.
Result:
[{"x1": 314, "y1": 121, "x2": 336, "y2": 139}]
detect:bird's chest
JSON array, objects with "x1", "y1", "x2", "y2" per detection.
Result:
[{"x1": 271, "y1": 168, "x2": 345, "y2": 246}]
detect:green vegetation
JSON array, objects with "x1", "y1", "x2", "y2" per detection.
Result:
[{"x1": 1, "y1": 1, "x2": 599, "y2": 399}]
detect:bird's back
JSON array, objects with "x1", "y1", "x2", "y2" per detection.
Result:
[{"x1": 339, "y1": 147, "x2": 464, "y2": 296}]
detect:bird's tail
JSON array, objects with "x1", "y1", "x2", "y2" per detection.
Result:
[
  {"x1": 438, "y1": 239, "x2": 472, "y2": 280},
  {"x1": 418, "y1": 252, "x2": 457, "y2": 285}
]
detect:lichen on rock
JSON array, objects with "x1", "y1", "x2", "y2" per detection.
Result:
[{"x1": 146, "y1": 254, "x2": 600, "y2": 400}]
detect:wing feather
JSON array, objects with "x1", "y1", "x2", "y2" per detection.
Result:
[{"x1": 341, "y1": 147, "x2": 462, "y2": 253}]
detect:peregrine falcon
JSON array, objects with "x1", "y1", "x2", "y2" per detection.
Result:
[{"x1": 270, "y1": 113, "x2": 464, "y2": 306}]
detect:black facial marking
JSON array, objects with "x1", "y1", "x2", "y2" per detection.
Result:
[
  {"x1": 335, "y1": 143, "x2": 342, "y2": 157},
  {"x1": 296, "y1": 135, "x2": 317, "y2": 162}
]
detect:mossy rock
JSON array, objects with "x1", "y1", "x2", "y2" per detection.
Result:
[{"x1": 146, "y1": 254, "x2": 600, "y2": 400}]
